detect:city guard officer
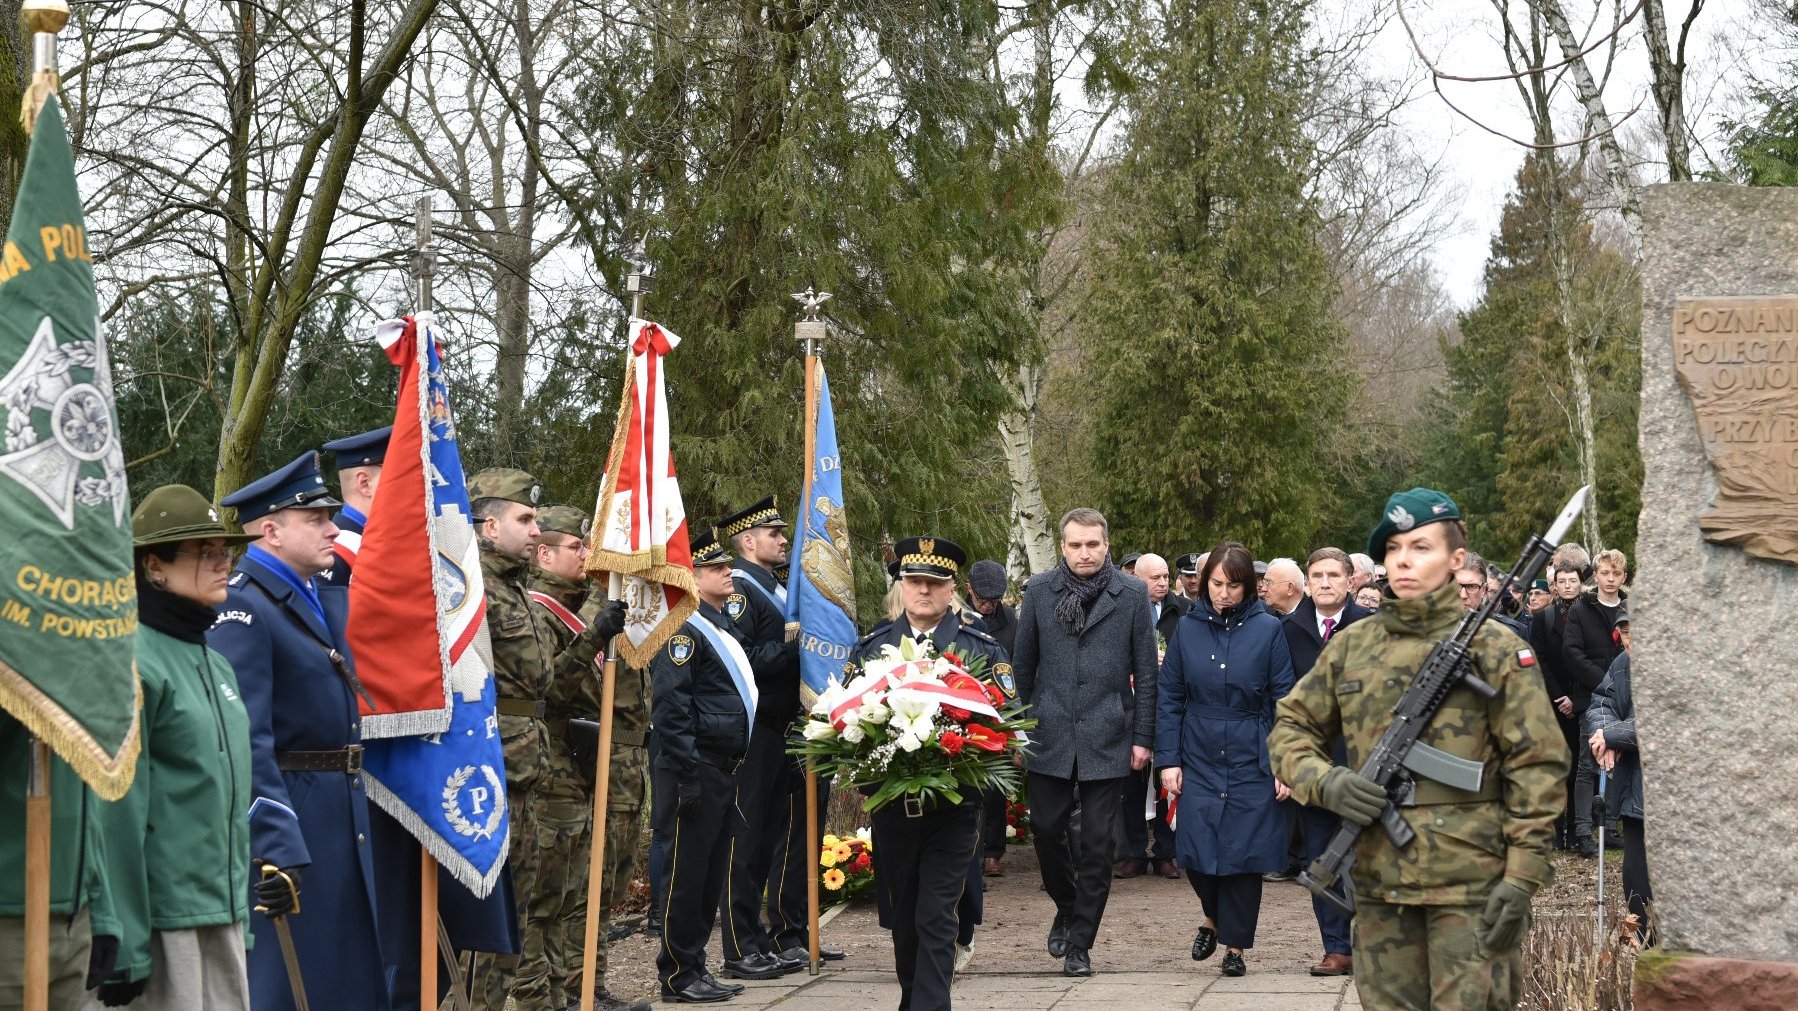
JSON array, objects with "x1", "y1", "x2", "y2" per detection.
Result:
[{"x1": 213, "y1": 451, "x2": 388, "y2": 1011}]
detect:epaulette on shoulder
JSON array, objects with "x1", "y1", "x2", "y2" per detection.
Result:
[
  {"x1": 856, "y1": 622, "x2": 894, "y2": 648},
  {"x1": 961, "y1": 626, "x2": 1001, "y2": 648}
]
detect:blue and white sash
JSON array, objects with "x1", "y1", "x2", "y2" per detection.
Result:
[
  {"x1": 692, "y1": 615, "x2": 758, "y2": 731},
  {"x1": 733, "y1": 567, "x2": 787, "y2": 612}
]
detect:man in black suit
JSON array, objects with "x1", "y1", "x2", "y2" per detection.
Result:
[
  {"x1": 1115, "y1": 553, "x2": 1184, "y2": 879},
  {"x1": 1280, "y1": 546, "x2": 1374, "y2": 978}
]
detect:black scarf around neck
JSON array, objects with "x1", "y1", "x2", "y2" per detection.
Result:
[
  {"x1": 138, "y1": 578, "x2": 219, "y2": 644},
  {"x1": 1052, "y1": 559, "x2": 1112, "y2": 633}
]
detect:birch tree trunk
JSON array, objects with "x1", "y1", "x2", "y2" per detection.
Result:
[
  {"x1": 1000, "y1": 361, "x2": 1056, "y2": 577},
  {"x1": 1532, "y1": 0, "x2": 1642, "y2": 243}
]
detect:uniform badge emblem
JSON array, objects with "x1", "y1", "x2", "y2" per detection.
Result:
[
  {"x1": 725, "y1": 593, "x2": 746, "y2": 620},
  {"x1": 1515, "y1": 648, "x2": 1536, "y2": 668},
  {"x1": 529, "y1": 484, "x2": 541, "y2": 504},
  {"x1": 1431, "y1": 502, "x2": 1450, "y2": 515},
  {"x1": 670, "y1": 635, "x2": 695, "y2": 665},
  {"x1": 1387, "y1": 505, "x2": 1415, "y2": 531},
  {"x1": 919, "y1": 537, "x2": 935, "y2": 555},
  {"x1": 993, "y1": 662, "x2": 1016, "y2": 698}
]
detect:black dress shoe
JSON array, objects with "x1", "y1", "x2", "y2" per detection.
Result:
[
  {"x1": 721, "y1": 953, "x2": 789, "y2": 980},
  {"x1": 701, "y1": 973, "x2": 745, "y2": 995},
  {"x1": 776, "y1": 943, "x2": 845, "y2": 963},
  {"x1": 606, "y1": 919, "x2": 640, "y2": 944},
  {"x1": 1062, "y1": 947, "x2": 1093, "y2": 977},
  {"x1": 1191, "y1": 925, "x2": 1217, "y2": 961},
  {"x1": 595, "y1": 989, "x2": 653, "y2": 1011},
  {"x1": 659, "y1": 978, "x2": 732, "y2": 1003},
  {"x1": 1047, "y1": 912, "x2": 1070, "y2": 958},
  {"x1": 766, "y1": 949, "x2": 808, "y2": 973},
  {"x1": 1221, "y1": 950, "x2": 1246, "y2": 977}
]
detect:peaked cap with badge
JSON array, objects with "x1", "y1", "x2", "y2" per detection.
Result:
[
  {"x1": 467, "y1": 467, "x2": 542, "y2": 508},
  {"x1": 892, "y1": 535, "x2": 966, "y2": 581},
  {"x1": 321, "y1": 426, "x2": 393, "y2": 469},
  {"x1": 718, "y1": 495, "x2": 786, "y2": 540},
  {"x1": 1366, "y1": 487, "x2": 1462, "y2": 561},
  {"x1": 133, "y1": 484, "x2": 259, "y2": 547},
  {"x1": 221, "y1": 450, "x2": 341, "y2": 523},
  {"x1": 1174, "y1": 552, "x2": 1200, "y2": 576},
  {"x1": 535, "y1": 504, "x2": 591, "y2": 541},
  {"x1": 690, "y1": 526, "x2": 732, "y2": 567}
]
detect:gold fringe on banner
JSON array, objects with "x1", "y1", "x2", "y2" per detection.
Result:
[{"x1": 0, "y1": 659, "x2": 141, "y2": 801}]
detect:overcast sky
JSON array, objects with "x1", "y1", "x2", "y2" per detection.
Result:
[{"x1": 1365, "y1": 0, "x2": 1765, "y2": 307}]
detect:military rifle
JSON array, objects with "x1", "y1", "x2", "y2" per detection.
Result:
[{"x1": 1300, "y1": 486, "x2": 1590, "y2": 915}]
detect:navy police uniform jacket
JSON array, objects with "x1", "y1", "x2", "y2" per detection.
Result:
[
  {"x1": 718, "y1": 584, "x2": 801, "y2": 728},
  {"x1": 210, "y1": 553, "x2": 388, "y2": 1011},
  {"x1": 651, "y1": 603, "x2": 756, "y2": 774}
]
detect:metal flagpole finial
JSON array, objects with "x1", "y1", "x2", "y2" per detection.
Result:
[
  {"x1": 21, "y1": 0, "x2": 69, "y2": 133},
  {"x1": 21, "y1": 0, "x2": 70, "y2": 37},
  {"x1": 792, "y1": 287, "x2": 830, "y2": 348},
  {"x1": 626, "y1": 236, "x2": 654, "y2": 320}
]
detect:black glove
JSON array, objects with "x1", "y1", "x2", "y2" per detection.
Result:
[
  {"x1": 678, "y1": 776, "x2": 703, "y2": 810},
  {"x1": 96, "y1": 979, "x2": 148, "y2": 1007},
  {"x1": 588, "y1": 600, "x2": 628, "y2": 641},
  {"x1": 1480, "y1": 879, "x2": 1533, "y2": 952},
  {"x1": 85, "y1": 934, "x2": 119, "y2": 989},
  {"x1": 253, "y1": 864, "x2": 302, "y2": 918}
]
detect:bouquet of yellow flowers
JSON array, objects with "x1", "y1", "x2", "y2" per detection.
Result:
[
  {"x1": 819, "y1": 829, "x2": 875, "y2": 903},
  {"x1": 789, "y1": 637, "x2": 1034, "y2": 813}
]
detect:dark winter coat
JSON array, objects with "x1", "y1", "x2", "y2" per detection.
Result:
[
  {"x1": 1151, "y1": 594, "x2": 1188, "y2": 646},
  {"x1": 1280, "y1": 598, "x2": 1374, "y2": 679},
  {"x1": 1013, "y1": 567, "x2": 1159, "y2": 781},
  {"x1": 1530, "y1": 597, "x2": 1588, "y2": 712},
  {"x1": 1583, "y1": 652, "x2": 1641, "y2": 820},
  {"x1": 1155, "y1": 596, "x2": 1296, "y2": 875},
  {"x1": 1562, "y1": 592, "x2": 1626, "y2": 696}
]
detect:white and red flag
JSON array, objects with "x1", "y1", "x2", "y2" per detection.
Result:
[{"x1": 585, "y1": 318, "x2": 698, "y2": 667}]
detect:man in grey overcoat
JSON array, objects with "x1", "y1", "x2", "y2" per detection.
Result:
[{"x1": 1012, "y1": 507, "x2": 1159, "y2": 978}]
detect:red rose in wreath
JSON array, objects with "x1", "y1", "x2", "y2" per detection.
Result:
[{"x1": 939, "y1": 731, "x2": 967, "y2": 755}]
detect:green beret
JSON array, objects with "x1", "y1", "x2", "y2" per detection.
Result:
[
  {"x1": 1367, "y1": 487, "x2": 1461, "y2": 562},
  {"x1": 133, "y1": 484, "x2": 258, "y2": 548},
  {"x1": 467, "y1": 468, "x2": 542, "y2": 508},
  {"x1": 1530, "y1": 578, "x2": 1550, "y2": 592},
  {"x1": 536, "y1": 505, "x2": 591, "y2": 540}
]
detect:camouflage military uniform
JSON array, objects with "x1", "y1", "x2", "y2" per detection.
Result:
[
  {"x1": 528, "y1": 565, "x2": 651, "y2": 1007},
  {"x1": 1269, "y1": 580, "x2": 1570, "y2": 1011}
]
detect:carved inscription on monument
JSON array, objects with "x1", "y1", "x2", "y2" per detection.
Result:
[{"x1": 1673, "y1": 296, "x2": 1798, "y2": 564}]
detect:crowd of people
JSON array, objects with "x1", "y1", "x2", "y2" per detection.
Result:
[{"x1": 0, "y1": 427, "x2": 1651, "y2": 1011}]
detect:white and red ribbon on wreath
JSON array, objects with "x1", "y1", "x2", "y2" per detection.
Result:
[{"x1": 825, "y1": 659, "x2": 1000, "y2": 730}]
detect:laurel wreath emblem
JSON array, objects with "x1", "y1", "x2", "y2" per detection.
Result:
[{"x1": 441, "y1": 764, "x2": 506, "y2": 841}]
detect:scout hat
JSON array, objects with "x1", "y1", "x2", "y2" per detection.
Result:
[
  {"x1": 322, "y1": 426, "x2": 393, "y2": 468},
  {"x1": 691, "y1": 526, "x2": 732, "y2": 567},
  {"x1": 718, "y1": 495, "x2": 786, "y2": 539},
  {"x1": 133, "y1": 484, "x2": 258, "y2": 548},
  {"x1": 893, "y1": 536, "x2": 966, "y2": 581},
  {"x1": 467, "y1": 468, "x2": 542, "y2": 508},
  {"x1": 222, "y1": 451, "x2": 341, "y2": 523},
  {"x1": 536, "y1": 505, "x2": 591, "y2": 541},
  {"x1": 968, "y1": 559, "x2": 1007, "y2": 599},
  {"x1": 1367, "y1": 487, "x2": 1461, "y2": 562}
]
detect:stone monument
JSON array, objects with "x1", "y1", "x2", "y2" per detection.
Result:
[{"x1": 1635, "y1": 182, "x2": 1798, "y2": 1008}]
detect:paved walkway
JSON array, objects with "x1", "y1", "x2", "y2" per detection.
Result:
[{"x1": 633, "y1": 845, "x2": 1362, "y2": 1009}]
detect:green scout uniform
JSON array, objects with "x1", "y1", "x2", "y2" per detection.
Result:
[
  {"x1": 469, "y1": 470, "x2": 588, "y2": 1011},
  {"x1": 525, "y1": 506, "x2": 650, "y2": 1008},
  {"x1": 0, "y1": 715, "x2": 118, "y2": 1009},
  {"x1": 1270, "y1": 519, "x2": 1569, "y2": 1010}
]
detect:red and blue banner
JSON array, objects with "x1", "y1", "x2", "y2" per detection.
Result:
[{"x1": 350, "y1": 314, "x2": 507, "y2": 893}]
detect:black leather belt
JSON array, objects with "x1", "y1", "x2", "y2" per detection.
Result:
[
  {"x1": 496, "y1": 697, "x2": 546, "y2": 719},
  {"x1": 277, "y1": 745, "x2": 363, "y2": 773},
  {"x1": 696, "y1": 750, "x2": 744, "y2": 774},
  {"x1": 613, "y1": 729, "x2": 647, "y2": 749}
]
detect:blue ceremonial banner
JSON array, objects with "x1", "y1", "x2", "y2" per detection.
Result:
[
  {"x1": 786, "y1": 366, "x2": 859, "y2": 706},
  {"x1": 356, "y1": 315, "x2": 508, "y2": 895}
]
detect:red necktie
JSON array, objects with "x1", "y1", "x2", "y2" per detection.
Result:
[{"x1": 1322, "y1": 617, "x2": 1337, "y2": 641}]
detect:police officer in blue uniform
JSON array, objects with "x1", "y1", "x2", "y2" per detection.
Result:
[
  {"x1": 212, "y1": 451, "x2": 389, "y2": 1011},
  {"x1": 653, "y1": 528, "x2": 760, "y2": 1004},
  {"x1": 853, "y1": 536, "x2": 1014, "y2": 1008},
  {"x1": 320, "y1": 425, "x2": 390, "y2": 586}
]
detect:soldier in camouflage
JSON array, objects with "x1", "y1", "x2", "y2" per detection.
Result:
[
  {"x1": 467, "y1": 472, "x2": 625, "y2": 1011},
  {"x1": 1269, "y1": 488, "x2": 1570, "y2": 1011},
  {"x1": 526, "y1": 505, "x2": 650, "y2": 1011}
]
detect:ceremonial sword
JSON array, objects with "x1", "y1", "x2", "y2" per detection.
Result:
[{"x1": 257, "y1": 865, "x2": 311, "y2": 1011}]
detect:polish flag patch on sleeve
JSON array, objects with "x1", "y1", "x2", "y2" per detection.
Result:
[{"x1": 1516, "y1": 648, "x2": 1536, "y2": 667}]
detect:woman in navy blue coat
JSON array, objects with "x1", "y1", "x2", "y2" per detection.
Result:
[{"x1": 1155, "y1": 542, "x2": 1296, "y2": 977}]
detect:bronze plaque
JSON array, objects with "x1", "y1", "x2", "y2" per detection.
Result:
[{"x1": 1673, "y1": 296, "x2": 1798, "y2": 563}]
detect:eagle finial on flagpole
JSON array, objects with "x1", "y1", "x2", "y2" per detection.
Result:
[{"x1": 791, "y1": 287, "x2": 832, "y2": 322}]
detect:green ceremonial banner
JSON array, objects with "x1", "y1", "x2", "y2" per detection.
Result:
[{"x1": 0, "y1": 97, "x2": 139, "y2": 801}]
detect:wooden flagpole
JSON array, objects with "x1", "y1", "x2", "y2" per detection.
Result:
[
  {"x1": 793, "y1": 288, "x2": 829, "y2": 976},
  {"x1": 578, "y1": 239, "x2": 653, "y2": 1011},
  {"x1": 20, "y1": 7, "x2": 68, "y2": 1010},
  {"x1": 24, "y1": 740, "x2": 51, "y2": 1011}
]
